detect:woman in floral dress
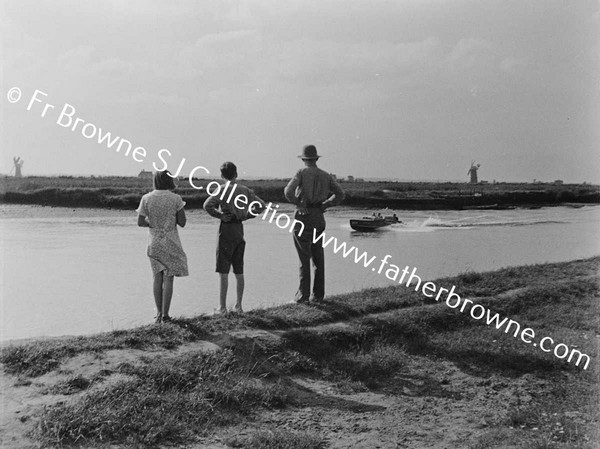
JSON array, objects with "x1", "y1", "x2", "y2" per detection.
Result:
[{"x1": 136, "y1": 170, "x2": 189, "y2": 323}]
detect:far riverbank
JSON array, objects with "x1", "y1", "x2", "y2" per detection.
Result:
[{"x1": 1, "y1": 175, "x2": 599, "y2": 210}]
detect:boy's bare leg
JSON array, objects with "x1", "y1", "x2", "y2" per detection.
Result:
[
  {"x1": 153, "y1": 271, "x2": 164, "y2": 319},
  {"x1": 234, "y1": 273, "x2": 244, "y2": 312},
  {"x1": 162, "y1": 275, "x2": 174, "y2": 318},
  {"x1": 219, "y1": 273, "x2": 229, "y2": 312}
]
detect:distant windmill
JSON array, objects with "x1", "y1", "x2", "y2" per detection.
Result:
[
  {"x1": 467, "y1": 160, "x2": 480, "y2": 184},
  {"x1": 13, "y1": 156, "x2": 24, "y2": 177}
]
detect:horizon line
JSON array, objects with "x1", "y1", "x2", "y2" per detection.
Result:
[{"x1": 1, "y1": 173, "x2": 597, "y2": 186}]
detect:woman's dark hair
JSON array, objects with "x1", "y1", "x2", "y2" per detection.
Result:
[{"x1": 153, "y1": 170, "x2": 176, "y2": 190}]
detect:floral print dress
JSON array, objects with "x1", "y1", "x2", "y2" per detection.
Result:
[{"x1": 136, "y1": 190, "x2": 189, "y2": 277}]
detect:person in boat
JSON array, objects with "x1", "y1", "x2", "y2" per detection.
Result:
[{"x1": 284, "y1": 145, "x2": 345, "y2": 304}]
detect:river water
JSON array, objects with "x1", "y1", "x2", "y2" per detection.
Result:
[{"x1": 1, "y1": 204, "x2": 599, "y2": 342}]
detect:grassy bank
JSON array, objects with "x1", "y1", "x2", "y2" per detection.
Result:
[
  {"x1": 1, "y1": 175, "x2": 598, "y2": 210},
  {"x1": 1, "y1": 257, "x2": 599, "y2": 448}
]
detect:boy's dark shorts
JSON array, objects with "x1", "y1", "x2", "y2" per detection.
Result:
[{"x1": 216, "y1": 222, "x2": 245, "y2": 274}]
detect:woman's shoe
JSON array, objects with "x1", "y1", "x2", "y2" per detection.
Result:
[{"x1": 161, "y1": 315, "x2": 172, "y2": 323}]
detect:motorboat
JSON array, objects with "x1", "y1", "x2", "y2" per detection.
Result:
[{"x1": 350, "y1": 213, "x2": 401, "y2": 231}]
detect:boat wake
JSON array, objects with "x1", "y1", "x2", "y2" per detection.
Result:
[{"x1": 415, "y1": 217, "x2": 566, "y2": 229}]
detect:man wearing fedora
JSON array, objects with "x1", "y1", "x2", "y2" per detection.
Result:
[{"x1": 284, "y1": 145, "x2": 345, "y2": 303}]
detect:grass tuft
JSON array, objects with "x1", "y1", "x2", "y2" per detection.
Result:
[
  {"x1": 34, "y1": 349, "x2": 294, "y2": 447},
  {"x1": 47, "y1": 375, "x2": 92, "y2": 395},
  {"x1": 1, "y1": 321, "x2": 207, "y2": 377},
  {"x1": 226, "y1": 429, "x2": 325, "y2": 449}
]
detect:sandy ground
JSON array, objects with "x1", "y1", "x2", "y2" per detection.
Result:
[{"x1": 3, "y1": 314, "x2": 597, "y2": 449}]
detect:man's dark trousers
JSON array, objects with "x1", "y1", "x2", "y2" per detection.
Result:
[{"x1": 293, "y1": 207, "x2": 326, "y2": 302}]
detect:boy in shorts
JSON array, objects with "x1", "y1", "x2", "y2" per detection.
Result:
[{"x1": 203, "y1": 162, "x2": 265, "y2": 313}]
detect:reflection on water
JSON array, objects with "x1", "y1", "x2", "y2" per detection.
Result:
[{"x1": 1, "y1": 205, "x2": 599, "y2": 341}]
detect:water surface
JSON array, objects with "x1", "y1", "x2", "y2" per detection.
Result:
[{"x1": 1, "y1": 204, "x2": 598, "y2": 341}]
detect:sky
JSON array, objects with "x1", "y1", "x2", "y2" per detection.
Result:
[{"x1": 1, "y1": 0, "x2": 598, "y2": 183}]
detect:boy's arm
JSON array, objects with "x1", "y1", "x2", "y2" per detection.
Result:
[
  {"x1": 203, "y1": 195, "x2": 222, "y2": 218},
  {"x1": 204, "y1": 195, "x2": 233, "y2": 222},
  {"x1": 246, "y1": 190, "x2": 267, "y2": 218}
]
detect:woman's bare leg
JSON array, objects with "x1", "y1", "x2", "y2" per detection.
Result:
[
  {"x1": 162, "y1": 275, "x2": 174, "y2": 318},
  {"x1": 153, "y1": 271, "x2": 164, "y2": 318}
]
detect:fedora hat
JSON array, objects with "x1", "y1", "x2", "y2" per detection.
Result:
[{"x1": 298, "y1": 145, "x2": 321, "y2": 160}]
